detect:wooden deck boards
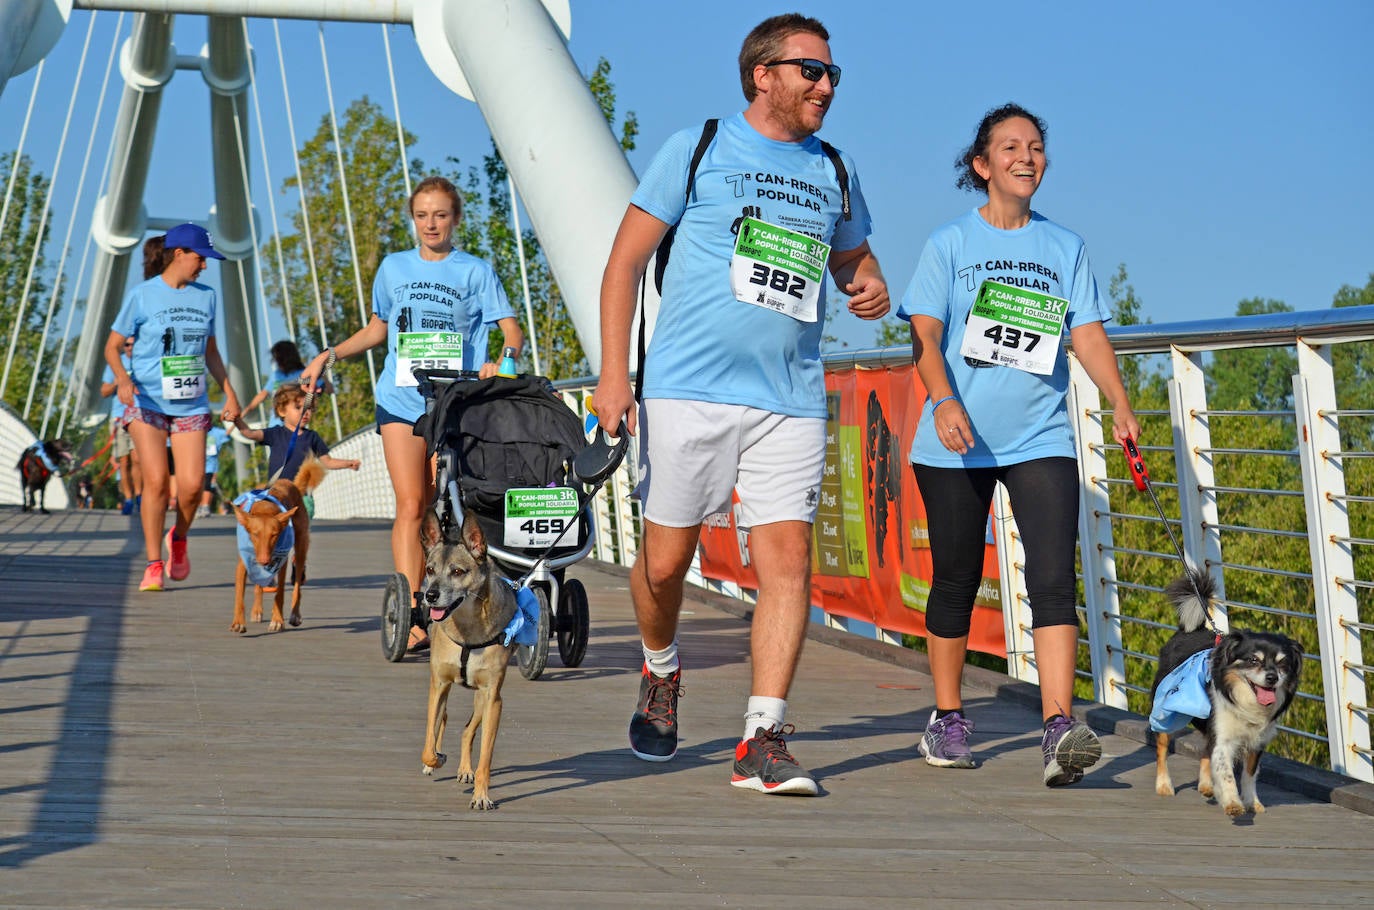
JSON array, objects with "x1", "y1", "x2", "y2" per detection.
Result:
[{"x1": 1, "y1": 508, "x2": 1370, "y2": 909}]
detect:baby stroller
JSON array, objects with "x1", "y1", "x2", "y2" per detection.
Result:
[{"x1": 380, "y1": 369, "x2": 627, "y2": 680}]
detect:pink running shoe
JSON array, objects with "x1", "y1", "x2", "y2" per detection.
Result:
[
  {"x1": 139, "y1": 561, "x2": 165, "y2": 592},
  {"x1": 165, "y1": 529, "x2": 190, "y2": 581}
]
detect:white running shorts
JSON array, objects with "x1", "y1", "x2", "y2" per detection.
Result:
[{"x1": 635, "y1": 398, "x2": 825, "y2": 529}]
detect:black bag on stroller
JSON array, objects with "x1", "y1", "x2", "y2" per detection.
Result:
[{"x1": 413, "y1": 374, "x2": 590, "y2": 560}]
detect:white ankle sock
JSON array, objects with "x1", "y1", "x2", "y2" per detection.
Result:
[
  {"x1": 743, "y1": 696, "x2": 787, "y2": 741},
  {"x1": 642, "y1": 640, "x2": 679, "y2": 677}
]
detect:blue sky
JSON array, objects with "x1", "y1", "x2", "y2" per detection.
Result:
[{"x1": 2, "y1": 0, "x2": 1371, "y2": 356}]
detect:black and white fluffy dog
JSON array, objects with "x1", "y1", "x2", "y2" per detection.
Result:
[{"x1": 1150, "y1": 569, "x2": 1303, "y2": 816}]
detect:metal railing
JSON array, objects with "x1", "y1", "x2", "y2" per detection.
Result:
[{"x1": 306, "y1": 304, "x2": 1374, "y2": 785}]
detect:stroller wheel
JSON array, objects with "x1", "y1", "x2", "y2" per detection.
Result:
[
  {"x1": 516, "y1": 585, "x2": 552, "y2": 680},
  {"x1": 557, "y1": 578, "x2": 590, "y2": 668},
  {"x1": 381, "y1": 573, "x2": 412, "y2": 663}
]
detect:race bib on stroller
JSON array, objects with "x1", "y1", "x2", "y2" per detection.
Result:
[
  {"x1": 396, "y1": 331, "x2": 463, "y2": 387},
  {"x1": 504, "y1": 487, "x2": 578, "y2": 548},
  {"x1": 161, "y1": 354, "x2": 206, "y2": 400},
  {"x1": 729, "y1": 217, "x2": 829, "y2": 322},
  {"x1": 959, "y1": 280, "x2": 1067, "y2": 375}
]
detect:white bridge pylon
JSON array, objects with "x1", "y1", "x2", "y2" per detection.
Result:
[{"x1": 1, "y1": 0, "x2": 645, "y2": 423}]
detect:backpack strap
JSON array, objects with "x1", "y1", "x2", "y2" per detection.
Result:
[
  {"x1": 818, "y1": 139, "x2": 851, "y2": 221},
  {"x1": 639, "y1": 118, "x2": 719, "y2": 400}
]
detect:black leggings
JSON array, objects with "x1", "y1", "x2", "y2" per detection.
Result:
[{"x1": 913, "y1": 457, "x2": 1080, "y2": 638}]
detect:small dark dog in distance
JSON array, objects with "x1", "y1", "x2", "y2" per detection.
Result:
[
  {"x1": 418, "y1": 507, "x2": 518, "y2": 810},
  {"x1": 1151, "y1": 568, "x2": 1303, "y2": 816},
  {"x1": 17, "y1": 439, "x2": 74, "y2": 513}
]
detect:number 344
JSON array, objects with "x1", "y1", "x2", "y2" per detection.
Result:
[{"x1": 749, "y1": 263, "x2": 806, "y2": 300}]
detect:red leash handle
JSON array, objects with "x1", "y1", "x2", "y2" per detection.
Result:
[{"x1": 1122, "y1": 436, "x2": 1149, "y2": 492}]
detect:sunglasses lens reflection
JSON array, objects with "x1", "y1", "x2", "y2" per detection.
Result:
[{"x1": 799, "y1": 60, "x2": 840, "y2": 86}]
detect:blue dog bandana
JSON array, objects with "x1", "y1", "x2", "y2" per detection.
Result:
[
  {"x1": 232, "y1": 490, "x2": 295, "y2": 587},
  {"x1": 1149, "y1": 647, "x2": 1213, "y2": 733},
  {"x1": 501, "y1": 586, "x2": 542, "y2": 647}
]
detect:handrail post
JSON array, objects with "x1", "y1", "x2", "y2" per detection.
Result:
[
  {"x1": 1294, "y1": 339, "x2": 1373, "y2": 782},
  {"x1": 1169, "y1": 348, "x2": 1227, "y2": 618},
  {"x1": 1069, "y1": 353, "x2": 1127, "y2": 708},
  {"x1": 991, "y1": 484, "x2": 1035, "y2": 684}
]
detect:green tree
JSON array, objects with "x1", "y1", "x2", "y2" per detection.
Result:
[
  {"x1": 0, "y1": 151, "x2": 55, "y2": 415},
  {"x1": 264, "y1": 96, "x2": 416, "y2": 433},
  {"x1": 1208, "y1": 298, "x2": 1296, "y2": 411},
  {"x1": 265, "y1": 60, "x2": 637, "y2": 434},
  {"x1": 872, "y1": 316, "x2": 910, "y2": 349},
  {"x1": 451, "y1": 57, "x2": 637, "y2": 380}
]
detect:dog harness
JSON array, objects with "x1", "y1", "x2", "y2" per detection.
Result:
[
  {"x1": 232, "y1": 490, "x2": 295, "y2": 587},
  {"x1": 1149, "y1": 647, "x2": 1213, "y2": 733},
  {"x1": 23, "y1": 443, "x2": 61, "y2": 473},
  {"x1": 436, "y1": 585, "x2": 543, "y2": 689}
]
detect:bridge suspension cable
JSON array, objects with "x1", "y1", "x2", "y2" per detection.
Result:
[
  {"x1": 29, "y1": 12, "x2": 122, "y2": 426},
  {"x1": 1, "y1": 13, "x2": 98, "y2": 407},
  {"x1": 0, "y1": 60, "x2": 42, "y2": 257},
  {"x1": 37, "y1": 12, "x2": 126, "y2": 438},
  {"x1": 381, "y1": 24, "x2": 413, "y2": 226},
  {"x1": 317, "y1": 22, "x2": 377, "y2": 392},
  {"x1": 242, "y1": 19, "x2": 295, "y2": 343},
  {"x1": 273, "y1": 19, "x2": 342, "y2": 439}
]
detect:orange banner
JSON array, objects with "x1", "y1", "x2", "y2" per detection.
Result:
[{"x1": 696, "y1": 364, "x2": 1007, "y2": 657}]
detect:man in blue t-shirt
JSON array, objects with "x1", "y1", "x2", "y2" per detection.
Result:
[{"x1": 592, "y1": 13, "x2": 889, "y2": 796}]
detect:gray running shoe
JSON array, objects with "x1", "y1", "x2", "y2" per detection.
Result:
[
  {"x1": 730, "y1": 724, "x2": 818, "y2": 795},
  {"x1": 628, "y1": 663, "x2": 682, "y2": 762},
  {"x1": 919, "y1": 710, "x2": 976, "y2": 769},
  {"x1": 1041, "y1": 714, "x2": 1101, "y2": 787}
]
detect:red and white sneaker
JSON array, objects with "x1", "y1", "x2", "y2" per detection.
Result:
[{"x1": 730, "y1": 724, "x2": 818, "y2": 795}]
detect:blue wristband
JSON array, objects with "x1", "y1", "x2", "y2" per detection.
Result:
[{"x1": 932, "y1": 395, "x2": 957, "y2": 411}]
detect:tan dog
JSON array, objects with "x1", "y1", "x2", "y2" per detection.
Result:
[
  {"x1": 230, "y1": 459, "x2": 324, "y2": 633},
  {"x1": 418, "y1": 508, "x2": 518, "y2": 810}
]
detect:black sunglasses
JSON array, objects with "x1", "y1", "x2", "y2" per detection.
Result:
[{"x1": 764, "y1": 58, "x2": 841, "y2": 87}]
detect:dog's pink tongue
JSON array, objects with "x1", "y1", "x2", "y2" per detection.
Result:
[
  {"x1": 430, "y1": 607, "x2": 447, "y2": 622},
  {"x1": 1254, "y1": 686, "x2": 1277, "y2": 706}
]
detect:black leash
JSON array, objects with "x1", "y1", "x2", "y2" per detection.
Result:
[{"x1": 1121, "y1": 436, "x2": 1220, "y2": 635}]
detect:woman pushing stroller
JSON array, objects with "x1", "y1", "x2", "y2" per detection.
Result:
[{"x1": 301, "y1": 176, "x2": 524, "y2": 652}]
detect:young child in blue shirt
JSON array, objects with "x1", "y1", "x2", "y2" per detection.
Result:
[{"x1": 232, "y1": 383, "x2": 359, "y2": 515}]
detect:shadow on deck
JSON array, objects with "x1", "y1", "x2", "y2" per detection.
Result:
[{"x1": 1, "y1": 508, "x2": 1370, "y2": 909}]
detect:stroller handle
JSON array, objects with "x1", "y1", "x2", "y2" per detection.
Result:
[{"x1": 413, "y1": 367, "x2": 482, "y2": 404}]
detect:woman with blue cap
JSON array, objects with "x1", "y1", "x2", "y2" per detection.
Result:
[{"x1": 104, "y1": 223, "x2": 241, "y2": 593}]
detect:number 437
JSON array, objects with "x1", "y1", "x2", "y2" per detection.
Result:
[{"x1": 983, "y1": 324, "x2": 1040, "y2": 351}]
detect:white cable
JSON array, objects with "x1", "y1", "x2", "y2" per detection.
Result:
[
  {"x1": 243, "y1": 18, "x2": 294, "y2": 340},
  {"x1": 2, "y1": 13, "x2": 97, "y2": 407},
  {"x1": 381, "y1": 23, "x2": 413, "y2": 242},
  {"x1": 39, "y1": 11, "x2": 123, "y2": 436},
  {"x1": 507, "y1": 172, "x2": 542, "y2": 376},
  {"x1": 56, "y1": 16, "x2": 133, "y2": 439},
  {"x1": 0, "y1": 60, "x2": 43, "y2": 254},
  {"x1": 225, "y1": 44, "x2": 265, "y2": 387},
  {"x1": 274, "y1": 20, "x2": 341, "y2": 438},
  {"x1": 317, "y1": 22, "x2": 376, "y2": 390}
]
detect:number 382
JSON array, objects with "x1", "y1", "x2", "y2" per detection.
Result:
[{"x1": 749, "y1": 263, "x2": 806, "y2": 299}]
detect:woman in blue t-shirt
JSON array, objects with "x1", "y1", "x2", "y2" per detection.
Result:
[
  {"x1": 104, "y1": 224, "x2": 241, "y2": 594},
  {"x1": 301, "y1": 175, "x2": 523, "y2": 652},
  {"x1": 897, "y1": 104, "x2": 1140, "y2": 786}
]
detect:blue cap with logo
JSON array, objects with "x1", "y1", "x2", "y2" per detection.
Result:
[{"x1": 164, "y1": 222, "x2": 226, "y2": 260}]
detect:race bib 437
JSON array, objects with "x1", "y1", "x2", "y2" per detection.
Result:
[{"x1": 959, "y1": 280, "x2": 1067, "y2": 375}]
